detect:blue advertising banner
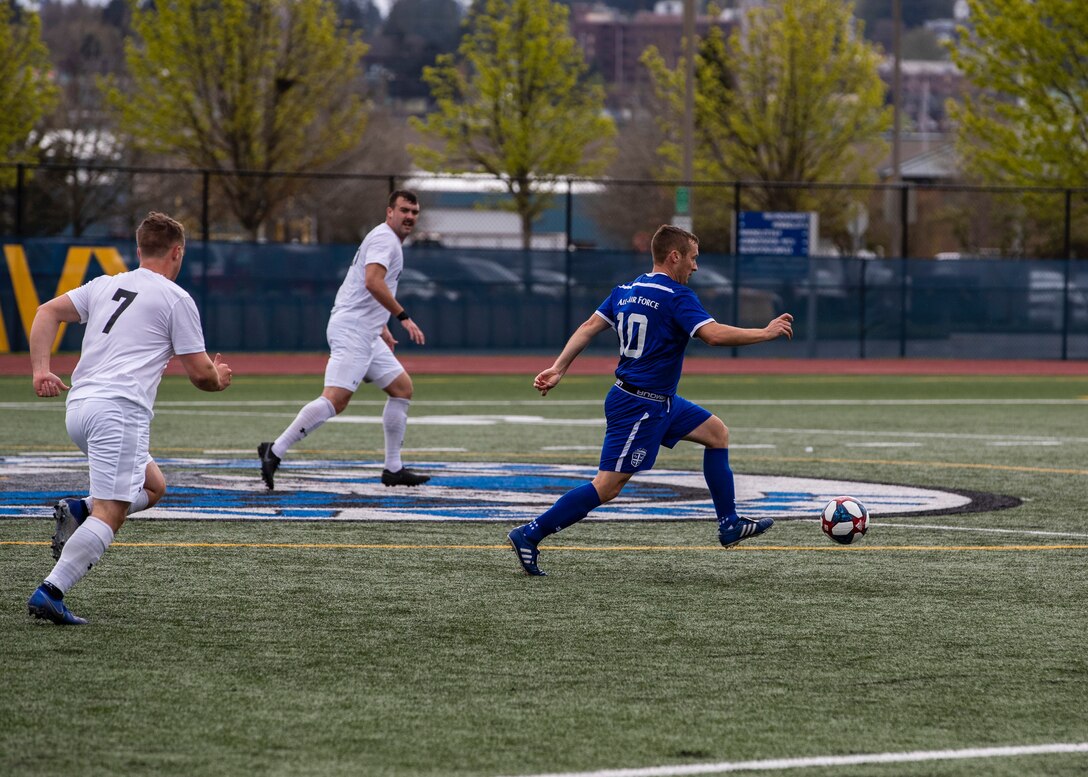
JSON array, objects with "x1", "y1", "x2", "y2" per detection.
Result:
[{"x1": 737, "y1": 211, "x2": 818, "y2": 257}]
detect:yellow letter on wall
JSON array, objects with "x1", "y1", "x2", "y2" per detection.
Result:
[{"x1": 2, "y1": 245, "x2": 129, "y2": 354}]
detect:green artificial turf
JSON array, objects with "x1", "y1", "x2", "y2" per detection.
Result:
[{"x1": 1, "y1": 372, "x2": 1086, "y2": 776}]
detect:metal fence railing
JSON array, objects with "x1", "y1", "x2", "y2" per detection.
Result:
[
  {"x1": 3, "y1": 162, "x2": 1088, "y2": 259},
  {"x1": 2, "y1": 237, "x2": 1085, "y2": 360}
]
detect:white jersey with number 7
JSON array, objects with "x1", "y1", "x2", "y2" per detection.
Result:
[{"x1": 65, "y1": 267, "x2": 207, "y2": 414}]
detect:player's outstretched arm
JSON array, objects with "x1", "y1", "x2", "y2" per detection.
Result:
[
  {"x1": 30, "y1": 296, "x2": 80, "y2": 397},
  {"x1": 695, "y1": 313, "x2": 793, "y2": 348},
  {"x1": 178, "y1": 352, "x2": 233, "y2": 392},
  {"x1": 534, "y1": 314, "x2": 611, "y2": 396}
]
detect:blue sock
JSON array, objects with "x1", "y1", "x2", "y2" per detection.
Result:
[
  {"x1": 524, "y1": 483, "x2": 602, "y2": 542},
  {"x1": 704, "y1": 448, "x2": 737, "y2": 526}
]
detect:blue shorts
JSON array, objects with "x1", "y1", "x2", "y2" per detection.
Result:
[{"x1": 599, "y1": 386, "x2": 712, "y2": 473}]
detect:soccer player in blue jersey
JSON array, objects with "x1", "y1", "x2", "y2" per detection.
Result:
[{"x1": 508, "y1": 224, "x2": 793, "y2": 576}]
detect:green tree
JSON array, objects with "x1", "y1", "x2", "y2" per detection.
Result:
[
  {"x1": 409, "y1": 0, "x2": 615, "y2": 249},
  {"x1": 0, "y1": 4, "x2": 58, "y2": 187},
  {"x1": 949, "y1": 0, "x2": 1088, "y2": 189},
  {"x1": 102, "y1": 0, "x2": 369, "y2": 239},
  {"x1": 643, "y1": 0, "x2": 890, "y2": 247}
]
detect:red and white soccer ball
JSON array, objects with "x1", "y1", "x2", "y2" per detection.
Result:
[{"x1": 821, "y1": 496, "x2": 869, "y2": 545}]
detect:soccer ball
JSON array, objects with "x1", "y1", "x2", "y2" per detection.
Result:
[{"x1": 821, "y1": 496, "x2": 869, "y2": 545}]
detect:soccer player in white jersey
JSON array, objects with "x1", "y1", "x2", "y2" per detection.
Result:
[
  {"x1": 508, "y1": 224, "x2": 794, "y2": 576},
  {"x1": 28, "y1": 211, "x2": 233, "y2": 624},
  {"x1": 258, "y1": 190, "x2": 430, "y2": 489}
]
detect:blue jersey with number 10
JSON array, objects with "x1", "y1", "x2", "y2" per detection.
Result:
[{"x1": 594, "y1": 271, "x2": 715, "y2": 397}]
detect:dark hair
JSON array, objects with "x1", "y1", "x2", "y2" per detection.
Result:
[
  {"x1": 136, "y1": 212, "x2": 185, "y2": 258},
  {"x1": 388, "y1": 189, "x2": 419, "y2": 208},
  {"x1": 651, "y1": 224, "x2": 698, "y2": 264}
]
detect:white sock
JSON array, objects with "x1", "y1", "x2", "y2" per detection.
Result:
[
  {"x1": 273, "y1": 396, "x2": 337, "y2": 459},
  {"x1": 127, "y1": 489, "x2": 150, "y2": 515},
  {"x1": 383, "y1": 397, "x2": 411, "y2": 471},
  {"x1": 45, "y1": 516, "x2": 115, "y2": 594}
]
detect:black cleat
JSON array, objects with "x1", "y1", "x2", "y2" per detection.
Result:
[
  {"x1": 258, "y1": 442, "x2": 281, "y2": 490},
  {"x1": 508, "y1": 527, "x2": 546, "y2": 576},
  {"x1": 718, "y1": 516, "x2": 774, "y2": 548},
  {"x1": 381, "y1": 467, "x2": 430, "y2": 487}
]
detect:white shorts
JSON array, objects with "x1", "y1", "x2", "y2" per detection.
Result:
[
  {"x1": 65, "y1": 398, "x2": 152, "y2": 503},
  {"x1": 324, "y1": 328, "x2": 404, "y2": 392}
]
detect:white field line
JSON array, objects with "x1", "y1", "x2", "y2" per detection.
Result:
[
  {"x1": 5, "y1": 403, "x2": 1082, "y2": 442},
  {"x1": 494, "y1": 742, "x2": 1088, "y2": 777},
  {"x1": 735, "y1": 425, "x2": 1085, "y2": 442},
  {"x1": 869, "y1": 521, "x2": 1088, "y2": 540},
  {"x1": 796, "y1": 518, "x2": 1088, "y2": 540},
  {"x1": 132, "y1": 398, "x2": 1088, "y2": 407},
  {"x1": 2, "y1": 398, "x2": 1086, "y2": 410},
  {"x1": 4, "y1": 400, "x2": 1084, "y2": 443}
]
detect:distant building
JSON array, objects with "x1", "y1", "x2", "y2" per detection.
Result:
[
  {"x1": 569, "y1": 3, "x2": 737, "y2": 111},
  {"x1": 570, "y1": 4, "x2": 968, "y2": 132},
  {"x1": 877, "y1": 59, "x2": 967, "y2": 133},
  {"x1": 879, "y1": 132, "x2": 959, "y2": 183}
]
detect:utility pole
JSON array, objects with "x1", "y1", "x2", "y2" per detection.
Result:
[
  {"x1": 674, "y1": 0, "x2": 695, "y2": 231},
  {"x1": 892, "y1": 0, "x2": 902, "y2": 186}
]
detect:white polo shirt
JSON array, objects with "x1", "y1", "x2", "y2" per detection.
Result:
[
  {"x1": 65, "y1": 267, "x2": 206, "y2": 414},
  {"x1": 327, "y1": 222, "x2": 403, "y2": 340}
]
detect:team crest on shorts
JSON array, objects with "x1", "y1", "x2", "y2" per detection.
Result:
[{"x1": 631, "y1": 448, "x2": 648, "y2": 467}]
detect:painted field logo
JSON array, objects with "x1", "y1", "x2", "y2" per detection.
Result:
[{"x1": 0, "y1": 455, "x2": 1015, "y2": 522}]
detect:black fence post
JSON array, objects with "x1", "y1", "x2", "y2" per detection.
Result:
[
  {"x1": 563, "y1": 246, "x2": 573, "y2": 338},
  {"x1": 201, "y1": 171, "x2": 210, "y2": 241},
  {"x1": 1061, "y1": 188, "x2": 1072, "y2": 360},
  {"x1": 15, "y1": 164, "x2": 25, "y2": 236},
  {"x1": 200, "y1": 170, "x2": 211, "y2": 330},
  {"x1": 859, "y1": 258, "x2": 867, "y2": 359},
  {"x1": 898, "y1": 183, "x2": 909, "y2": 357},
  {"x1": 900, "y1": 183, "x2": 910, "y2": 260},
  {"x1": 732, "y1": 181, "x2": 742, "y2": 358},
  {"x1": 564, "y1": 178, "x2": 573, "y2": 249}
]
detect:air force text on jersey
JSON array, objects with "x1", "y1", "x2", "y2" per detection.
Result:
[{"x1": 616, "y1": 294, "x2": 661, "y2": 310}]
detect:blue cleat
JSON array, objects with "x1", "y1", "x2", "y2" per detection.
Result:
[
  {"x1": 508, "y1": 526, "x2": 546, "y2": 576},
  {"x1": 27, "y1": 584, "x2": 87, "y2": 626},
  {"x1": 718, "y1": 516, "x2": 775, "y2": 548},
  {"x1": 52, "y1": 498, "x2": 89, "y2": 561}
]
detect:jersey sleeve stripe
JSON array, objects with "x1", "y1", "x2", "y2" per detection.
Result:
[
  {"x1": 630, "y1": 281, "x2": 675, "y2": 293},
  {"x1": 689, "y1": 317, "x2": 715, "y2": 337}
]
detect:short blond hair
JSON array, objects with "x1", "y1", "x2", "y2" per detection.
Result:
[{"x1": 136, "y1": 212, "x2": 185, "y2": 259}]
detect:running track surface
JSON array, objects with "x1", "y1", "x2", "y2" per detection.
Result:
[{"x1": 3, "y1": 353, "x2": 1087, "y2": 377}]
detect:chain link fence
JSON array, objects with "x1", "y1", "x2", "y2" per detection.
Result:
[
  {"x1": 2, "y1": 163, "x2": 1085, "y2": 358},
  {"x1": 3, "y1": 163, "x2": 1088, "y2": 258},
  {"x1": 3, "y1": 238, "x2": 1085, "y2": 359}
]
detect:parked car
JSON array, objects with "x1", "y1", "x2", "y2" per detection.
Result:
[
  {"x1": 1027, "y1": 269, "x2": 1088, "y2": 328},
  {"x1": 397, "y1": 266, "x2": 460, "y2": 302},
  {"x1": 422, "y1": 255, "x2": 570, "y2": 299}
]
